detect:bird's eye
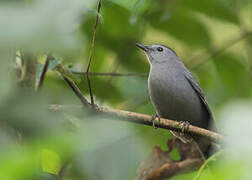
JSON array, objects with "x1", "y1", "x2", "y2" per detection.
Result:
[{"x1": 157, "y1": 47, "x2": 163, "y2": 52}]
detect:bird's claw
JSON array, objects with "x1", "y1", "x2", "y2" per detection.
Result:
[
  {"x1": 179, "y1": 121, "x2": 190, "y2": 133},
  {"x1": 151, "y1": 114, "x2": 160, "y2": 129}
]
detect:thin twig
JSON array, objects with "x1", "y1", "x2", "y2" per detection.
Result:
[
  {"x1": 61, "y1": 75, "x2": 91, "y2": 108},
  {"x1": 85, "y1": 0, "x2": 103, "y2": 105},
  {"x1": 37, "y1": 53, "x2": 53, "y2": 91},
  {"x1": 86, "y1": 77, "x2": 94, "y2": 104},
  {"x1": 71, "y1": 71, "x2": 147, "y2": 77},
  {"x1": 190, "y1": 31, "x2": 252, "y2": 69},
  {"x1": 193, "y1": 151, "x2": 223, "y2": 180}
]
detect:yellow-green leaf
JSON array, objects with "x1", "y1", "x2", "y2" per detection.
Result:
[{"x1": 41, "y1": 149, "x2": 61, "y2": 175}]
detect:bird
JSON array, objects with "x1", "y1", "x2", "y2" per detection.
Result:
[{"x1": 136, "y1": 43, "x2": 215, "y2": 158}]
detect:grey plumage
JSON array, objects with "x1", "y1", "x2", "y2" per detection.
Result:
[{"x1": 136, "y1": 43, "x2": 215, "y2": 158}]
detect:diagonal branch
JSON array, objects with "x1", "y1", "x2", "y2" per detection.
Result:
[
  {"x1": 61, "y1": 75, "x2": 91, "y2": 108},
  {"x1": 85, "y1": 0, "x2": 103, "y2": 105},
  {"x1": 37, "y1": 53, "x2": 54, "y2": 91}
]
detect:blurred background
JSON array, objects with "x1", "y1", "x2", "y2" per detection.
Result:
[{"x1": 0, "y1": 0, "x2": 252, "y2": 179}]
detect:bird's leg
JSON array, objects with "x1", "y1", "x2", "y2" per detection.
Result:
[
  {"x1": 178, "y1": 121, "x2": 190, "y2": 133},
  {"x1": 151, "y1": 113, "x2": 160, "y2": 129}
]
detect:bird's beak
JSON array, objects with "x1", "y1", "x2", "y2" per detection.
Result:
[{"x1": 136, "y1": 43, "x2": 149, "y2": 52}]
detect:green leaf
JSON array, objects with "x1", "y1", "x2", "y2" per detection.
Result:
[
  {"x1": 107, "y1": 0, "x2": 151, "y2": 15},
  {"x1": 170, "y1": 148, "x2": 180, "y2": 161},
  {"x1": 214, "y1": 53, "x2": 246, "y2": 95},
  {"x1": 0, "y1": 0, "x2": 85, "y2": 52},
  {"x1": 107, "y1": 0, "x2": 139, "y2": 10},
  {"x1": 147, "y1": 8, "x2": 210, "y2": 47},
  {"x1": 41, "y1": 149, "x2": 61, "y2": 175},
  {"x1": 183, "y1": 0, "x2": 239, "y2": 24}
]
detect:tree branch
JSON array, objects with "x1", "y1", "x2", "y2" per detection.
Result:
[
  {"x1": 49, "y1": 104, "x2": 223, "y2": 142},
  {"x1": 56, "y1": 72, "x2": 224, "y2": 142},
  {"x1": 96, "y1": 106, "x2": 223, "y2": 142},
  {"x1": 37, "y1": 53, "x2": 53, "y2": 91}
]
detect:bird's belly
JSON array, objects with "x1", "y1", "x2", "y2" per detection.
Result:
[{"x1": 148, "y1": 75, "x2": 206, "y2": 127}]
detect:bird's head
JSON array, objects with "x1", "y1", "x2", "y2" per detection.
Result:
[{"x1": 136, "y1": 43, "x2": 179, "y2": 65}]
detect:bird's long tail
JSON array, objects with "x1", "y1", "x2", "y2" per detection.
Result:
[{"x1": 194, "y1": 136, "x2": 214, "y2": 159}]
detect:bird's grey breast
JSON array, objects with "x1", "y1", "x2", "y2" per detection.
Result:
[{"x1": 148, "y1": 64, "x2": 208, "y2": 128}]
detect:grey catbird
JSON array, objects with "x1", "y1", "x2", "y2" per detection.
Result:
[{"x1": 136, "y1": 43, "x2": 215, "y2": 158}]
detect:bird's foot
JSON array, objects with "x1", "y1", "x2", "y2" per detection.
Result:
[
  {"x1": 151, "y1": 114, "x2": 160, "y2": 129},
  {"x1": 178, "y1": 121, "x2": 190, "y2": 133}
]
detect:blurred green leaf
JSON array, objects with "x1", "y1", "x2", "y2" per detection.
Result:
[
  {"x1": 0, "y1": 51, "x2": 13, "y2": 101},
  {"x1": 75, "y1": 119, "x2": 148, "y2": 180},
  {"x1": 0, "y1": 0, "x2": 86, "y2": 52},
  {"x1": 0, "y1": 147, "x2": 38, "y2": 180},
  {"x1": 214, "y1": 54, "x2": 247, "y2": 96},
  {"x1": 147, "y1": 8, "x2": 210, "y2": 47},
  {"x1": 170, "y1": 148, "x2": 180, "y2": 161},
  {"x1": 183, "y1": 0, "x2": 238, "y2": 24},
  {"x1": 107, "y1": 0, "x2": 151, "y2": 16},
  {"x1": 107, "y1": 0, "x2": 139, "y2": 10},
  {"x1": 41, "y1": 149, "x2": 61, "y2": 175}
]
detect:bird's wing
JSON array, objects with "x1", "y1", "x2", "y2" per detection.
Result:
[{"x1": 184, "y1": 70, "x2": 213, "y2": 120}]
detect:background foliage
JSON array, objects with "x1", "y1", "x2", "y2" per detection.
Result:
[{"x1": 0, "y1": 0, "x2": 252, "y2": 179}]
